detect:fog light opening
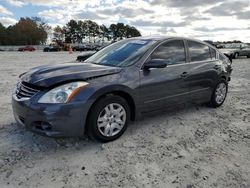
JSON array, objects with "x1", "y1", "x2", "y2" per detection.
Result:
[{"x1": 34, "y1": 121, "x2": 52, "y2": 131}]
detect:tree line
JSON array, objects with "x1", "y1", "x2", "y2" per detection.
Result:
[
  {"x1": 0, "y1": 17, "x2": 48, "y2": 45},
  {"x1": 54, "y1": 19, "x2": 141, "y2": 43},
  {"x1": 0, "y1": 17, "x2": 141, "y2": 45}
]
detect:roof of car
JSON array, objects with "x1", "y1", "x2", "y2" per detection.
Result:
[
  {"x1": 129, "y1": 36, "x2": 219, "y2": 51},
  {"x1": 133, "y1": 36, "x2": 204, "y2": 42},
  {"x1": 133, "y1": 36, "x2": 172, "y2": 41}
]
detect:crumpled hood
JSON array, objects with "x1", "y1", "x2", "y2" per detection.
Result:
[{"x1": 21, "y1": 62, "x2": 122, "y2": 87}]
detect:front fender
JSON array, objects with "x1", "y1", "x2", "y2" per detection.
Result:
[{"x1": 89, "y1": 84, "x2": 139, "y2": 105}]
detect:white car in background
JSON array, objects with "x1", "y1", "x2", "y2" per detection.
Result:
[{"x1": 219, "y1": 43, "x2": 250, "y2": 59}]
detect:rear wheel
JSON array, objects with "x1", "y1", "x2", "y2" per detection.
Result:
[
  {"x1": 210, "y1": 79, "x2": 228, "y2": 107},
  {"x1": 234, "y1": 52, "x2": 239, "y2": 59},
  {"x1": 247, "y1": 53, "x2": 250, "y2": 58},
  {"x1": 87, "y1": 95, "x2": 130, "y2": 142}
]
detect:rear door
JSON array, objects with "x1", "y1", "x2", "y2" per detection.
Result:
[
  {"x1": 185, "y1": 40, "x2": 220, "y2": 102},
  {"x1": 139, "y1": 39, "x2": 190, "y2": 112}
]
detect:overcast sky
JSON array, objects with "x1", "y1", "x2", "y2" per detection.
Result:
[{"x1": 0, "y1": 0, "x2": 250, "y2": 42}]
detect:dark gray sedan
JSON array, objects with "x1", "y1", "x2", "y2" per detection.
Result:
[{"x1": 12, "y1": 37, "x2": 232, "y2": 142}]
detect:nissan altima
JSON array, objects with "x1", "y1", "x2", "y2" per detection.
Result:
[{"x1": 12, "y1": 37, "x2": 232, "y2": 142}]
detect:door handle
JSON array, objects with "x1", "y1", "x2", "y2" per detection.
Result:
[{"x1": 180, "y1": 72, "x2": 189, "y2": 78}]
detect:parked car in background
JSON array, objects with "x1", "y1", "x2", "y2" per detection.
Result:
[
  {"x1": 43, "y1": 45, "x2": 61, "y2": 52},
  {"x1": 72, "y1": 44, "x2": 100, "y2": 51},
  {"x1": 76, "y1": 44, "x2": 110, "y2": 62},
  {"x1": 76, "y1": 51, "x2": 96, "y2": 61},
  {"x1": 72, "y1": 45, "x2": 87, "y2": 52},
  {"x1": 84, "y1": 44, "x2": 97, "y2": 51},
  {"x1": 95, "y1": 44, "x2": 110, "y2": 51},
  {"x1": 18, "y1": 46, "x2": 35, "y2": 52},
  {"x1": 215, "y1": 44, "x2": 225, "y2": 49},
  {"x1": 219, "y1": 43, "x2": 250, "y2": 59},
  {"x1": 12, "y1": 37, "x2": 232, "y2": 142}
]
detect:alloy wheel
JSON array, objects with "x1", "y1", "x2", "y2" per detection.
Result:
[
  {"x1": 97, "y1": 103, "x2": 126, "y2": 137},
  {"x1": 215, "y1": 82, "x2": 227, "y2": 104}
]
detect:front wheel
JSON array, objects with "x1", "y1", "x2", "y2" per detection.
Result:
[
  {"x1": 87, "y1": 95, "x2": 130, "y2": 142},
  {"x1": 210, "y1": 79, "x2": 228, "y2": 107}
]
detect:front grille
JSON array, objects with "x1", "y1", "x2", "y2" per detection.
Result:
[{"x1": 16, "y1": 82, "x2": 40, "y2": 99}]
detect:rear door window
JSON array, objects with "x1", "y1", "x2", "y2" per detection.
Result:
[
  {"x1": 151, "y1": 40, "x2": 186, "y2": 65},
  {"x1": 188, "y1": 41, "x2": 211, "y2": 62}
]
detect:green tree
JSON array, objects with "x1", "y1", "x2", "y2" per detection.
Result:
[
  {"x1": 0, "y1": 17, "x2": 142, "y2": 45},
  {"x1": 99, "y1": 24, "x2": 110, "y2": 42},
  {"x1": 82, "y1": 20, "x2": 99, "y2": 43},
  {"x1": 0, "y1": 23, "x2": 7, "y2": 45},
  {"x1": 109, "y1": 23, "x2": 141, "y2": 41},
  {"x1": 31, "y1": 17, "x2": 48, "y2": 44},
  {"x1": 53, "y1": 25, "x2": 64, "y2": 41},
  {"x1": 64, "y1": 19, "x2": 79, "y2": 43},
  {"x1": 77, "y1": 20, "x2": 86, "y2": 42},
  {"x1": 0, "y1": 17, "x2": 47, "y2": 45},
  {"x1": 125, "y1": 25, "x2": 141, "y2": 38}
]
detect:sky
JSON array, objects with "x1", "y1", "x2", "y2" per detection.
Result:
[{"x1": 0, "y1": 0, "x2": 250, "y2": 42}]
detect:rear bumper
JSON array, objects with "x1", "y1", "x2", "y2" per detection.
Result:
[{"x1": 12, "y1": 94, "x2": 91, "y2": 137}]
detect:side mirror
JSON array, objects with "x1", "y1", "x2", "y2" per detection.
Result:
[{"x1": 144, "y1": 59, "x2": 167, "y2": 69}]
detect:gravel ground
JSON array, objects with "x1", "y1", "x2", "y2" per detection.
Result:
[{"x1": 0, "y1": 51, "x2": 250, "y2": 188}]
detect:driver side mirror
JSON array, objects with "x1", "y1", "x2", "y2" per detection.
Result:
[{"x1": 144, "y1": 59, "x2": 167, "y2": 69}]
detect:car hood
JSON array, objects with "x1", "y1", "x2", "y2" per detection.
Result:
[
  {"x1": 20, "y1": 62, "x2": 122, "y2": 87},
  {"x1": 219, "y1": 48, "x2": 236, "y2": 53}
]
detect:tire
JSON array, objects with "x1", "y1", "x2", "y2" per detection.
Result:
[
  {"x1": 210, "y1": 79, "x2": 228, "y2": 108},
  {"x1": 87, "y1": 95, "x2": 130, "y2": 142},
  {"x1": 234, "y1": 52, "x2": 239, "y2": 59},
  {"x1": 247, "y1": 54, "x2": 250, "y2": 58}
]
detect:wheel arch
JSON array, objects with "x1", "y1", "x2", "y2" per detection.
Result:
[
  {"x1": 85, "y1": 85, "x2": 138, "y2": 134},
  {"x1": 221, "y1": 75, "x2": 227, "y2": 81}
]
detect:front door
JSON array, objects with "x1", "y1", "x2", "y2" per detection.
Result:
[{"x1": 139, "y1": 39, "x2": 190, "y2": 112}]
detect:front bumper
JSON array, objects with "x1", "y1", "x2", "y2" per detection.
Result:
[{"x1": 12, "y1": 94, "x2": 92, "y2": 137}]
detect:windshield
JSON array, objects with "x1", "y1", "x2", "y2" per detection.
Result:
[{"x1": 85, "y1": 39, "x2": 157, "y2": 67}]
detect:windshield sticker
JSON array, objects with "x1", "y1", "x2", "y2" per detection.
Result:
[{"x1": 130, "y1": 40, "x2": 148, "y2": 45}]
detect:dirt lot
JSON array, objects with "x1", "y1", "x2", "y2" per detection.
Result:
[{"x1": 0, "y1": 51, "x2": 250, "y2": 188}]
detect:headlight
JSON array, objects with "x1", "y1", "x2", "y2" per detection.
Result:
[{"x1": 38, "y1": 81, "x2": 89, "y2": 104}]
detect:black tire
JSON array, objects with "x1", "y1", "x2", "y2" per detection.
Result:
[
  {"x1": 233, "y1": 52, "x2": 239, "y2": 59},
  {"x1": 247, "y1": 54, "x2": 250, "y2": 58},
  {"x1": 210, "y1": 79, "x2": 228, "y2": 108},
  {"x1": 87, "y1": 95, "x2": 130, "y2": 142}
]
